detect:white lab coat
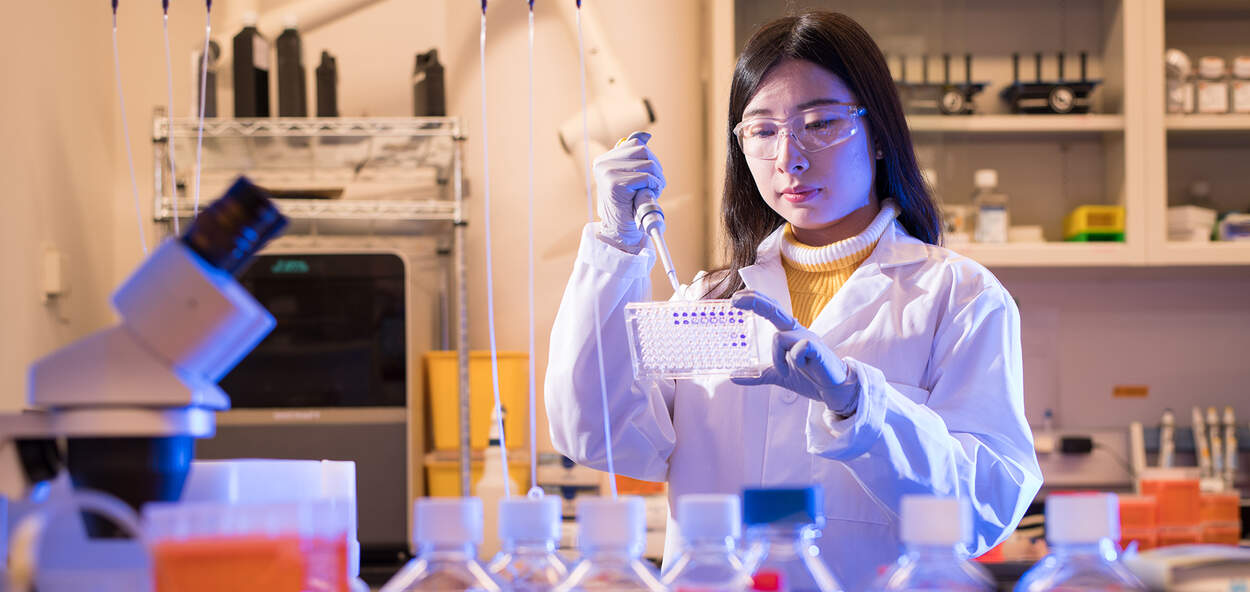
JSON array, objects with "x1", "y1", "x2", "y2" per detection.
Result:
[{"x1": 545, "y1": 219, "x2": 1043, "y2": 591}]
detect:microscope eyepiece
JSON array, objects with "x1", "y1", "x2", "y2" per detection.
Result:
[{"x1": 182, "y1": 177, "x2": 288, "y2": 275}]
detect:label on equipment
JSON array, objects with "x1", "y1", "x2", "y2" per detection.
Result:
[
  {"x1": 976, "y1": 207, "x2": 1008, "y2": 243},
  {"x1": 1234, "y1": 80, "x2": 1250, "y2": 113},
  {"x1": 253, "y1": 36, "x2": 270, "y2": 71},
  {"x1": 1196, "y1": 81, "x2": 1229, "y2": 113}
]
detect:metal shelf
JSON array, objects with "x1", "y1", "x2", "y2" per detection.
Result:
[
  {"x1": 156, "y1": 196, "x2": 459, "y2": 223},
  {"x1": 908, "y1": 114, "x2": 1125, "y2": 134},
  {"x1": 154, "y1": 116, "x2": 462, "y2": 140}
]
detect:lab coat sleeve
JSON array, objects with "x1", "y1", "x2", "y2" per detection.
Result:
[
  {"x1": 805, "y1": 282, "x2": 1042, "y2": 555},
  {"x1": 544, "y1": 224, "x2": 678, "y2": 482}
]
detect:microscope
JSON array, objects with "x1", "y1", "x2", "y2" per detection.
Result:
[{"x1": 0, "y1": 177, "x2": 287, "y2": 590}]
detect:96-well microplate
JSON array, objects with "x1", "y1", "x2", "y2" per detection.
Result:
[{"x1": 623, "y1": 299, "x2": 761, "y2": 380}]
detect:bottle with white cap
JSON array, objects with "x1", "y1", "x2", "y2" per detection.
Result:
[
  {"x1": 554, "y1": 496, "x2": 667, "y2": 592},
  {"x1": 488, "y1": 495, "x2": 570, "y2": 590},
  {"x1": 1014, "y1": 493, "x2": 1145, "y2": 591},
  {"x1": 972, "y1": 169, "x2": 1009, "y2": 244},
  {"x1": 870, "y1": 495, "x2": 994, "y2": 591},
  {"x1": 661, "y1": 494, "x2": 752, "y2": 592},
  {"x1": 380, "y1": 497, "x2": 505, "y2": 592},
  {"x1": 739, "y1": 486, "x2": 841, "y2": 592}
]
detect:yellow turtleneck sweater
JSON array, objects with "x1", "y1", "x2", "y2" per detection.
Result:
[{"x1": 779, "y1": 201, "x2": 898, "y2": 327}]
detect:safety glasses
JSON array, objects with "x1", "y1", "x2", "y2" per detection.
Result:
[{"x1": 732, "y1": 105, "x2": 867, "y2": 160}]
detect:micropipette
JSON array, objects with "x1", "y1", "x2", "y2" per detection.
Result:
[{"x1": 634, "y1": 189, "x2": 681, "y2": 293}]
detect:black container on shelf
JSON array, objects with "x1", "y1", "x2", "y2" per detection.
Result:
[
  {"x1": 276, "y1": 21, "x2": 307, "y2": 117},
  {"x1": 412, "y1": 49, "x2": 446, "y2": 117},
  {"x1": 316, "y1": 51, "x2": 338, "y2": 118},
  {"x1": 232, "y1": 20, "x2": 270, "y2": 117},
  {"x1": 1001, "y1": 52, "x2": 1101, "y2": 114}
]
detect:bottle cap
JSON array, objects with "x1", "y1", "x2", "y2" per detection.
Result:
[
  {"x1": 283, "y1": 14, "x2": 299, "y2": 29},
  {"x1": 1233, "y1": 57, "x2": 1250, "y2": 79},
  {"x1": 1166, "y1": 49, "x2": 1193, "y2": 78},
  {"x1": 241, "y1": 11, "x2": 258, "y2": 26},
  {"x1": 1045, "y1": 492, "x2": 1119, "y2": 544},
  {"x1": 742, "y1": 486, "x2": 824, "y2": 528},
  {"x1": 414, "y1": 497, "x2": 483, "y2": 546},
  {"x1": 1198, "y1": 56, "x2": 1226, "y2": 80},
  {"x1": 973, "y1": 169, "x2": 998, "y2": 189},
  {"x1": 499, "y1": 496, "x2": 562, "y2": 542},
  {"x1": 900, "y1": 495, "x2": 970, "y2": 546},
  {"x1": 677, "y1": 494, "x2": 741, "y2": 541},
  {"x1": 576, "y1": 496, "x2": 645, "y2": 549}
]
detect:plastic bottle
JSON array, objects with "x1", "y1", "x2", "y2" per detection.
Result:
[
  {"x1": 1014, "y1": 493, "x2": 1146, "y2": 592},
  {"x1": 972, "y1": 169, "x2": 1009, "y2": 244},
  {"x1": 316, "y1": 51, "x2": 338, "y2": 117},
  {"x1": 554, "y1": 496, "x2": 667, "y2": 592},
  {"x1": 661, "y1": 494, "x2": 752, "y2": 592},
  {"x1": 276, "y1": 16, "x2": 307, "y2": 117},
  {"x1": 1233, "y1": 57, "x2": 1250, "y2": 114},
  {"x1": 413, "y1": 49, "x2": 446, "y2": 117},
  {"x1": 740, "y1": 487, "x2": 842, "y2": 592},
  {"x1": 231, "y1": 12, "x2": 270, "y2": 118},
  {"x1": 476, "y1": 409, "x2": 510, "y2": 560},
  {"x1": 1165, "y1": 48, "x2": 1194, "y2": 114},
  {"x1": 871, "y1": 495, "x2": 994, "y2": 592},
  {"x1": 489, "y1": 496, "x2": 570, "y2": 591},
  {"x1": 1196, "y1": 56, "x2": 1229, "y2": 114},
  {"x1": 379, "y1": 497, "x2": 505, "y2": 592}
]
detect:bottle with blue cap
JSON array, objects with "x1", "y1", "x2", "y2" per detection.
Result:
[
  {"x1": 380, "y1": 497, "x2": 505, "y2": 592},
  {"x1": 554, "y1": 496, "x2": 667, "y2": 591},
  {"x1": 661, "y1": 494, "x2": 752, "y2": 592},
  {"x1": 1014, "y1": 493, "x2": 1145, "y2": 591},
  {"x1": 740, "y1": 486, "x2": 842, "y2": 592},
  {"x1": 870, "y1": 495, "x2": 994, "y2": 591},
  {"x1": 489, "y1": 495, "x2": 570, "y2": 590}
]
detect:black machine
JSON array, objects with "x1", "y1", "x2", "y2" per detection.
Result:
[
  {"x1": 1001, "y1": 52, "x2": 1101, "y2": 114},
  {"x1": 894, "y1": 53, "x2": 988, "y2": 115}
]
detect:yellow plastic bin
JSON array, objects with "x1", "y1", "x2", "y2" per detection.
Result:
[
  {"x1": 425, "y1": 351, "x2": 528, "y2": 451},
  {"x1": 425, "y1": 451, "x2": 530, "y2": 497}
]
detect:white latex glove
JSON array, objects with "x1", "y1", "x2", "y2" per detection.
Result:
[
  {"x1": 592, "y1": 131, "x2": 665, "y2": 250},
  {"x1": 730, "y1": 290, "x2": 861, "y2": 416}
]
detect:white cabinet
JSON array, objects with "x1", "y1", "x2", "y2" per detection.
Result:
[{"x1": 708, "y1": 0, "x2": 1250, "y2": 267}]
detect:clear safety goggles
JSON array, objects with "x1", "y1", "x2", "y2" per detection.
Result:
[{"x1": 732, "y1": 105, "x2": 867, "y2": 160}]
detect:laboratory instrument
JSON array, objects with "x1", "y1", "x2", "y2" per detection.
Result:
[
  {"x1": 276, "y1": 16, "x2": 307, "y2": 117},
  {"x1": 0, "y1": 177, "x2": 287, "y2": 590},
  {"x1": 871, "y1": 495, "x2": 994, "y2": 592},
  {"x1": 1196, "y1": 57, "x2": 1230, "y2": 114},
  {"x1": 1014, "y1": 493, "x2": 1146, "y2": 591},
  {"x1": 623, "y1": 299, "x2": 762, "y2": 380},
  {"x1": 554, "y1": 496, "x2": 666, "y2": 592},
  {"x1": 1165, "y1": 49, "x2": 1195, "y2": 114},
  {"x1": 488, "y1": 496, "x2": 569, "y2": 591},
  {"x1": 1063, "y1": 205, "x2": 1126, "y2": 242},
  {"x1": 972, "y1": 169, "x2": 1009, "y2": 244},
  {"x1": 896, "y1": 53, "x2": 987, "y2": 115},
  {"x1": 1234, "y1": 57, "x2": 1250, "y2": 113},
  {"x1": 413, "y1": 49, "x2": 446, "y2": 117},
  {"x1": 380, "y1": 497, "x2": 505, "y2": 592},
  {"x1": 233, "y1": 13, "x2": 271, "y2": 117},
  {"x1": 636, "y1": 188, "x2": 681, "y2": 293},
  {"x1": 1002, "y1": 52, "x2": 1100, "y2": 114},
  {"x1": 1159, "y1": 409, "x2": 1175, "y2": 468},
  {"x1": 317, "y1": 51, "x2": 338, "y2": 117},
  {"x1": 1192, "y1": 407, "x2": 1213, "y2": 479},
  {"x1": 1207, "y1": 407, "x2": 1224, "y2": 479},
  {"x1": 661, "y1": 494, "x2": 751, "y2": 592},
  {"x1": 740, "y1": 487, "x2": 842, "y2": 592}
]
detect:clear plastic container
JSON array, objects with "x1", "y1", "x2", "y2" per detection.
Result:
[
  {"x1": 380, "y1": 497, "x2": 504, "y2": 592},
  {"x1": 554, "y1": 496, "x2": 667, "y2": 592},
  {"x1": 624, "y1": 300, "x2": 762, "y2": 380},
  {"x1": 661, "y1": 494, "x2": 752, "y2": 592},
  {"x1": 740, "y1": 487, "x2": 842, "y2": 592},
  {"x1": 971, "y1": 169, "x2": 1009, "y2": 244},
  {"x1": 1014, "y1": 493, "x2": 1146, "y2": 592},
  {"x1": 871, "y1": 495, "x2": 994, "y2": 592},
  {"x1": 489, "y1": 496, "x2": 570, "y2": 591}
]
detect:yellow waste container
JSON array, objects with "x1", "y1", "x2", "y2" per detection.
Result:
[{"x1": 425, "y1": 351, "x2": 528, "y2": 450}]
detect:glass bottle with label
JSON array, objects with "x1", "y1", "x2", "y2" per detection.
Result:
[
  {"x1": 972, "y1": 169, "x2": 1009, "y2": 244},
  {"x1": 1196, "y1": 56, "x2": 1230, "y2": 114}
]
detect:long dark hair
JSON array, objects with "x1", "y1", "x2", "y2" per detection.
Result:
[{"x1": 711, "y1": 10, "x2": 940, "y2": 298}]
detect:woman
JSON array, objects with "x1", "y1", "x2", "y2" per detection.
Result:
[{"x1": 545, "y1": 10, "x2": 1041, "y2": 590}]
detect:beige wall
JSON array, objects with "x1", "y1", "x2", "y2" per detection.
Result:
[
  {"x1": 0, "y1": 3, "x2": 121, "y2": 410},
  {"x1": 1, "y1": 0, "x2": 706, "y2": 451}
]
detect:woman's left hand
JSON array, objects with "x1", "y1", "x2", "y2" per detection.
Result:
[{"x1": 730, "y1": 290, "x2": 860, "y2": 415}]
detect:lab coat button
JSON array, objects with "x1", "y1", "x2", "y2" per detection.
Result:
[{"x1": 781, "y1": 391, "x2": 798, "y2": 404}]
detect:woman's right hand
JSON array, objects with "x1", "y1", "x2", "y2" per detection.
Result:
[{"x1": 593, "y1": 131, "x2": 666, "y2": 249}]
